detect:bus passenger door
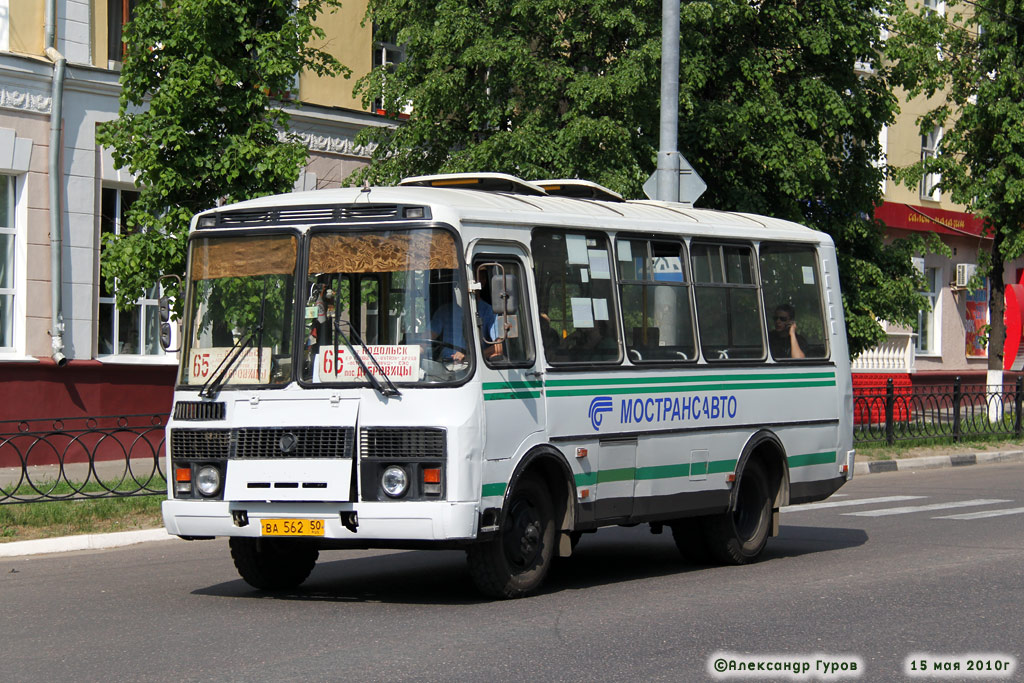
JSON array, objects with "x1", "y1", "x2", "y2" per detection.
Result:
[{"x1": 473, "y1": 251, "x2": 546, "y2": 460}]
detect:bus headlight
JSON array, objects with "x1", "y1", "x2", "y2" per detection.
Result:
[
  {"x1": 196, "y1": 465, "x2": 222, "y2": 497},
  {"x1": 381, "y1": 465, "x2": 409, "y2": 498}
]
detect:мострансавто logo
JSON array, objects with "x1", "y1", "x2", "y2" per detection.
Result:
[
  {"x1": 589, "y1": 396, "x2": 613, "y2": 431},
  {"x1": 587, "y1": 393, "x2": 740, "y2": 431}
]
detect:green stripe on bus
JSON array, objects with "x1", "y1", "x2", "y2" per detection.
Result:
[
  {"x1": 483, "y1": 390, "x2": 543, "y2": 401},
  {"x1": 788, "y1": 451, "x2": 837, "y2": 468},
  {"x1": 574, "y1": 459, "x2": 737, "y2": 486},
  {"x1": 545, "y1": 372, "x2": 835, "y2": 387},
  {"x1": 709, "y1": 459, "x2": 739, "y2": 474},
  {"x1": 635, "y1": 463, "x2": 690, "y2": 480},
  {"x1": 481, "y1": 482, "x2": 507, "y2": 497},
  {"x1": 489, "y1": 453, "x2": 829, "y2": 498},
  {"x1": 546, "y1": 380, "x2": 835, "y2": 398},
  {"x1": 598, "y1": 467, "x2": 636, "y2": 483},
  {"x1": 482, "y1": 380, "x2": 543, "y2": 390}
]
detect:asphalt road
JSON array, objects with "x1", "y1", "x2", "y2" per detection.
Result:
[{"x1": 3, "y1": 463, "x2": 1023, "y2": 682}]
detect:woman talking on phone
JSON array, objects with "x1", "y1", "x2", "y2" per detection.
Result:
[{"x1": 768, "y1": 304, "x2": 806, "y2": 359}]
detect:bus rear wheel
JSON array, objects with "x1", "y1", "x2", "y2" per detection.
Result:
[
  {"x1": 229, "y1": 537, "x2": 319, "y2": 591},
  {"x1": 703, "y1": 459, "x2": 772, "y2": 565},
  {"x1": 467, "y1": 475, "x2": 555, "y2": 599}
]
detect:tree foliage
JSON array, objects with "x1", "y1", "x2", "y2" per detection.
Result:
[
  {"x1": 97, "y1": 0, "x2": 347, "y2": 312},
  {"x1": 354, "y1": 0, "x2": 928, "y2": 357},
  {"x1": 887, "y1": 0, "x2": 1024, "y2": 372}
]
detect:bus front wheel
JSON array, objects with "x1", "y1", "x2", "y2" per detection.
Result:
[
  {"x1": 467, "y1": 475, "x2": 556, "y2": 599},
  {"x1": 703, "y1": 458, "x2": 772, "y2": 565},
  {"x1": 229, "y1": 537, "x2": 319, "y2": 591}
]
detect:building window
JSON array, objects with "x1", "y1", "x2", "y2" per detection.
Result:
[
  {"x1": 98, "y1": 187, "x2": 163, "y2": 356},
  {"x1": 0, "y1": 0, "x2": 10, "y2": 52},
  {"x1": 107, "y1": 0, "x2": 139, "y2": 66},
  {"x1": 915, "y1": 264, "x2": 940, "y2": 355},
  {"x1": 920, "y1": 126, "x2": 942, "y2": 201},
  {"x1": 372, "y1": 26, "x2": 406, "y2": 115},
  {"x1": 0, "y1": 175, "x2": 15, "y2": 350}
]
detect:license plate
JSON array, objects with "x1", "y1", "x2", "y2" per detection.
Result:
[{"x1": 260, "y1": 518, "x2": 325, "y2": 537}]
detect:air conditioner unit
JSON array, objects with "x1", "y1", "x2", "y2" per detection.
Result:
[{"x1": 955, "y1": 263, "x2": 977, "y2": 288}]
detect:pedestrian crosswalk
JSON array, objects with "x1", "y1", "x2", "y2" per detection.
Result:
[{"x1": 782, "y1": 495, "x2": 1024, "y2": 520}]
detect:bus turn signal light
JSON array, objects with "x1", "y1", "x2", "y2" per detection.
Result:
[
  {"x1": 175, "y1": 467, "x2": 192, "y2": 495},
  {"x1": 423, "y1": 467, "x2": 442, "y2": 495}
]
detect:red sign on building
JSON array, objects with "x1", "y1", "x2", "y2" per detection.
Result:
[{"x1": 874, "y1": 202, "x2": 986, "y2": 238}]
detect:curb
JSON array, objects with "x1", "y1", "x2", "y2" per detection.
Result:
[
  {"x1": 854, "y1": 449, "x2": 1024, "y2": 476},
  {"x1": 0, "y1": 527, "x2": 179, "y2": 558}
]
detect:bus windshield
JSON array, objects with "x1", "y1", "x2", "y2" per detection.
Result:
[
  {"x1": 301, "y1": 228, "x2": 471, "y2": 385},
  {"x1": 181, "y1": 234, "x2": 298, "y2": 389}
]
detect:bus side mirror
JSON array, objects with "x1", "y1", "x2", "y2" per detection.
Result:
[
  {"x1": 160, "y1": 322, "x2": 174, "y2": 351},
  {"x1": 490, "y1": 273, "x2": 518, "y2": 315},
  {"x1": 158, "y1": 274, "x2": 182, "y2": 353}
]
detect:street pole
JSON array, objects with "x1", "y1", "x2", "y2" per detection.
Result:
[{"x1": 656, "y1": 0, "x2": 681, "y2": 203}]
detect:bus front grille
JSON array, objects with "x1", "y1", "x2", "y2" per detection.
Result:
[
  {"x1": 360, "y1": 427, "x2": 447, "y2": 459},
  {"x1": 171, "y1": 427, "x2": 354, "y2": 459},
  {"x1": 173, "y1": 401, "x2": 226, "y2": 421}
]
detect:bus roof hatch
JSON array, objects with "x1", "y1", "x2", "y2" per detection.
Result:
[
  {"x1": 399, "y1": 173, "x2": 548, "y2": 197},
  {"x1": 534, "y1": 179, "x2": 624, "y2": 202}
]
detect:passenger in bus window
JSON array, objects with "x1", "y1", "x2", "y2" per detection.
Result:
[{"x1": 769, "y1": 304, "x2": 806, "y2": 359}]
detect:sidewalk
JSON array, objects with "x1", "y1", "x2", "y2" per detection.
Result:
[{"x1": 3, "y1": 446, "x2": 1023, "y2": 558}]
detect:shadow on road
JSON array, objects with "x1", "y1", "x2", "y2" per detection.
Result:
[{"x1": 192, "y1": 523, "x2": 868, "y2": 605}]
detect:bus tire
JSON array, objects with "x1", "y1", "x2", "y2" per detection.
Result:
[
  {"x1": 466, "y1": 475, "x2": 555, "y2": 599},
  {"x1": 703, "y1": 458, "x2": 772, "y2": 565},
  {"x1": 229, "y1": 537, "x2": 319, "y2": 591}
]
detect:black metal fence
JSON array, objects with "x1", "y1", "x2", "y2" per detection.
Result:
[
  {"x1": 2, "y1": 381, "x2": 1020, "y2": 503},
  {"x1": 0, "y1": 414, "x2": 166, "y2": 504},
  {"x1": 854, "y1": 377, "x2": 1024, "y2": 445}
]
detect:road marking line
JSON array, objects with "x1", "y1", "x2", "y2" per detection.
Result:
[
  {"x1": 781, "y1": 495, "x2": 925, "y2": 513},
  {"x1": 844, "y1": 499, "x2": 1012, "y2": 517},
  {"x1": 933, "y1": 506, "x2": 1024, "y2": 520}
]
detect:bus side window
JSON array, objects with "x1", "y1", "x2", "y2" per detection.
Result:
[
  {"x1": 616, "y1": 237, "x2": 696, "y2": 363},
  {"x1": 759, "y1": 243, "x2": 829, "y2": 360},
  {"x1": 531, "y1": 229, "x2": 622, "y2": 365},
  {"x1": 475, "y1": 260, "x2": 534, "y2": 367},
  {"x1": 691, "y1": 242, "x2": 765, "y2": 361}
]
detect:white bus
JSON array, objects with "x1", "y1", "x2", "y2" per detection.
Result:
[{"x1": 162, "y1": 173, "x2": 855, "y2": 598}]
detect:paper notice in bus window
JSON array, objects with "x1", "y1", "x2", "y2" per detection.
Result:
[
  {"x1": 802, "y1": 266, "x2": 815, "y2": 285},
  {"x1": 588, "y1": 249, "x2": 610, "y2": 279},
  {"x1": 187, "y1": 347, "x2": 272, "y2": 385},
  {"x1": 617, "y1": 240, "x2": 632, "y2": 262},
  {"x1": 566, "y1": 234, "x2": 589, "y2": 265},
  {"x1": 592, "y1": 298, "x2": 609, "y2": 321},
  {"x1": 314, "y1": 345, "x2": 421, "y2": 383},
  {"x1": 571, "y1": 297, "x2": 594, "y2": 328},
  {"x1": 580, "y1": 268, "x2": 590, "y2": 283}
]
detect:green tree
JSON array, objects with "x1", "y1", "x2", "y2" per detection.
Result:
[
  {"x1": 354, "y1": 0, "x2": 928, "y2": 357},
  {"x1": 97, "y1": 0, "x2": 347, "y2": 312},
  {"x1": 887, "y1": 0, "x2": 1024, "y2": 378}
]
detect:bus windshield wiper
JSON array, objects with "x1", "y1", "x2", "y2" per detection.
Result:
[
  {"x1": 201, "y1": 282, "x2": 269, "y2": 399},
  {"x1": 336, "y1": 319, "x2": 401, "y2": 398},
  {"x1": 199, "y1": 330, "x2": 255, "y2": 399}
]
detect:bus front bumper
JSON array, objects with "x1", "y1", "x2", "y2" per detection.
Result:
[{"x1": 162, "y1": 500, "x2": 480, "y2": 542}]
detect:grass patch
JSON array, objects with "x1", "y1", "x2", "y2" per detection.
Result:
[
  {"x1": 0, "y1": 478, "x2": 166, "y2": 543},
  {"x1": 856, "y1": 436, "x2": 1024, "y2": 461}
]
